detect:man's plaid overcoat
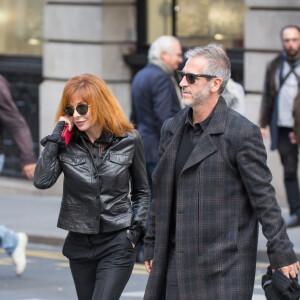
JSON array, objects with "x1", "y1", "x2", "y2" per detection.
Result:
[{"x1": 143, "y1": 97, "x2": 297, "y2": 300}]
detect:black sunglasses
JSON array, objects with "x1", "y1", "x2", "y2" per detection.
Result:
[
  {"x1": 63, "y1": 104, "x2": 90, "y2": 117},
  {"x1": 176, "y1": 70, "x2": 217, "y2": 84}
]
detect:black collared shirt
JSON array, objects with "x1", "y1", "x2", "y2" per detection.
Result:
[{"x1": 184, "y1": 106, "x2": 213, "y2": 146}]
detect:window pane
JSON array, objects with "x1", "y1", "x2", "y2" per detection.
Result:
[
  {"x1": 0, "y1": 0, "x2": 43, "y2": 56},
  {"x1": 147, "y1": 0, "x2": 173, "y2": 44},
  {"x1": 176, "y1": 0, "x2": 246, "y2": 48}
]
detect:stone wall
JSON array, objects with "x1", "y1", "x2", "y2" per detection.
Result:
[{"x1": 40, "y1": 0, "x2": 136, "y2": 140}]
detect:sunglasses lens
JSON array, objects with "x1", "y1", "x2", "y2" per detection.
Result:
[
  {"x1": 76, "y1": 104, "x2": 89, "y2": 115},
  {"x1": 177, "y1": 71, "x2": 196, "y2": 84},
  {"x1": 63, "y1": 106, "x2": 74, "y2": 116},
  {"x1": 186, "y1": 74, "x2": 195, "y2": 84}
]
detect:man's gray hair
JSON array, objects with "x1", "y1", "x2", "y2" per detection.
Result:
[
  {"x1": 185, "y1": 46, "x2": 231, "y2": 94},
  {"x1": 148, "y1": 35, "x2": 179, "y2": 61}
]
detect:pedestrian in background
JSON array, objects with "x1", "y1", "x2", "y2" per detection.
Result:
[
  {"x1": 0, "y1": 74, "x2": 36, "y2": 276},
  {"x1": 259, "y1": 25, "x2": 300, "y2": 228},
  {"x1": 131, "y1": 35, "x2": 183, "y2": 202},
  {"x1": 144, "y1": 46, "x2": 299, "y2": 300},
  {"x1": 34, "y1": 74, "x2": 149, "y2": 300},
  {"x1": 208, "y1": 43, "x2": 246, "y2": 115},
  {"x1": 131, "y1": 36, "x2": 183, "y2": 262}
]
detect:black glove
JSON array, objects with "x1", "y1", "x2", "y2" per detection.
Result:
[
  {"x1": 262, "y1": 266, "x2": 300, "y2": 300},
  {"x1": 40, "y1": 121, "x2": 66, "y2": 147}
]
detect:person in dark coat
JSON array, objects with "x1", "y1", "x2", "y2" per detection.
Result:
[
  {"x1": 259, "y1": 25, "x2": 300, "y2": 228},
  {"x1": 143, "y1": 46, "x2": 299, "y2": 300},
  {"x1": 131, "y1": 35, "x2": 183, "y2": 202}
]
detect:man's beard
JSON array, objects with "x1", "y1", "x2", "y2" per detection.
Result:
[
  {"x1": 183, "y1": 84, "x2": 211, "y2": 107},
  {"x1": 285, "y1": 47, "x2": 300, "y2": 59}
]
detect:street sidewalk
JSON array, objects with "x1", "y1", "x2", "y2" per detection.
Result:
[{"x1": 0, "y1": 176, "x2": 299, "y2": 259}]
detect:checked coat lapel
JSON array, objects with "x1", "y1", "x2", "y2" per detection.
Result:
[
  {"x1": 151, "y1": 107, "x2": 186, "y2": 225},
  {"x1": 152, "y1": 97, "x2": 228, "y2": 212},
  {"x1": 182, "y1": 97, "x2": 227, "y2": 173},
  {"x1": 158, "y1": 97, "x2": 227, "y2": 178}
]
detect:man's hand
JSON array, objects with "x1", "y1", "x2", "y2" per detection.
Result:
[
  {"x1": 273, "y1": 261, "x2": 300, "y2": 279},
  {"x1": 289, "y1": 131, "x2": 297, "y2": 144},
  {"x1": 145, "y1": 260, "x2": 153, "y2": 273},
  {"x1": 260, "y1": 128, "x2": 267, "y2": 139},
  {"x1": 22, "y1": 163, "x2": 36, "y2": 180}
]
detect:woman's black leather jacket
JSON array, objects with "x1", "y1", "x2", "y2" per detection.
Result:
[{"x1": 34, "y1": 122, "x2": 150, "y2": 245}]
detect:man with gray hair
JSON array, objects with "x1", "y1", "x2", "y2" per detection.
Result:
[
  {"x1": 131, "y1": 35, "x2": 183, "y2": 206},
  {"x1": 143, "y1": 46, "x2": 299, "y2": 300}
]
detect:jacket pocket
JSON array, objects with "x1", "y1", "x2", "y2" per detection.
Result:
[
  {"x1": 61, "y1": 202, "x2": 83, "y2": 210},
  {"x1": 114, "y1": 202, "x2": 131, "y2": 212},
  {"x1": 109, "y1": 154, "x2": 132, "y2": 165},
  {"x1": 59, "y1": 155, "x2": 85, "y2": 166}
]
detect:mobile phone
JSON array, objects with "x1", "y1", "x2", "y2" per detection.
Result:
[{"x1": 61, "y1": 123, "x2": 72, "y2": 146}]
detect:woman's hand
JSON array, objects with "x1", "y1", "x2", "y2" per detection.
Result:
[
  {"x1": 58, "y1": 116, "x2": 74, "y2": 131},
  {"x1": 126, "y1": 229, "x2": 135, "y2": 248}
]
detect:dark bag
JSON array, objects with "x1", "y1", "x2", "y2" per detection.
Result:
[{"x1": 262, "y1": 266, "x2": 300, "y2": 300}]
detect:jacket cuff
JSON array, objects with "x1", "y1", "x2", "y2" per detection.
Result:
[
  {"x1": 144, "y1": 247, "x2": 154, "y2": 261},
  {"x1": 268, "y1": 249, "x2": 298, "y2": 269}
]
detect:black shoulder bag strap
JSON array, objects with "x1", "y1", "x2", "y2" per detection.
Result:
[{"x1": 277, "y1": 59, "x2": 300, "y2": 93}]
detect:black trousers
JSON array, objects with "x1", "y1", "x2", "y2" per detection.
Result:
[
  {"x1": 62, "y1": 228, "x2": 136, "y2": 300},
  {"x1": 277, "y1": 127, "x2": 300, "y2": 215}
]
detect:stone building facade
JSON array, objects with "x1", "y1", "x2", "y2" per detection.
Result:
[{"x1": 41, "y1": 0, "x2": 136, "y2": 139}]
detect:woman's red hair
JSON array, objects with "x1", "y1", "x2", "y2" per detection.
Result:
[{"x1": 55, "y1": 74, "x2": 134, "y2": 136}]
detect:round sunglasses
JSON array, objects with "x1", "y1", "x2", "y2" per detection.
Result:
[
  {"x1": 63, "y1": 104, "x2": 90, "y2": 117},
  {"x1": 176, "y1": 70, "x2": 217, "y2": 84}
]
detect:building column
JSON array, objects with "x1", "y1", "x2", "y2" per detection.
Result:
[{"x1": 40, "y1": 0, "x2": 136, "y2": 140}]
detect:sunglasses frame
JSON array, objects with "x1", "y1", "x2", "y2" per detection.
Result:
[
  {"x1": 63, "y1": 104, "x2": 90, "y2": 117},
  {"x1": 176, "y1": 70, "x2": 217, "y2": 84}
]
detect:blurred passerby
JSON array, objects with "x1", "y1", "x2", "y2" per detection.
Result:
[
  {"x1": 131, "y1": 35, "x2": 183, "y2": 201},
  {"x1": 259, "y1": 25, "x2": 300, "y2": 227},
  {"x1": 130, "y1": 35, "x2": 183, "y2": 262},
  {"x1": 209, "y1": 43, "x2": 246, "y2": 115},
  {"x1": 0, "y1": 74, "x2": 36, "y2": 275},
  {"x1": 34, "y1": 74, "x2": 149, "y2": 300}
]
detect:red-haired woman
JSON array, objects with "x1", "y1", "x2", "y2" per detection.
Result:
[{"x1": 34, "y1": 74, "x2": 149, "y2": 300}]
